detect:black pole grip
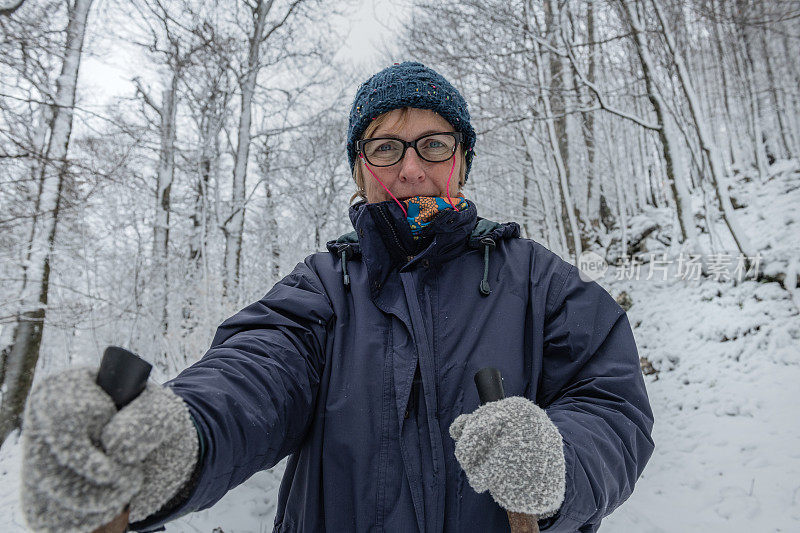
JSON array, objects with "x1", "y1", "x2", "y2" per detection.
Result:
[
  {"x1": 96, "y1": 346, "x2": 152, "y2": 410},
  {"x1": 474, "y1": 367, "x2": 505, "y2": 405}
]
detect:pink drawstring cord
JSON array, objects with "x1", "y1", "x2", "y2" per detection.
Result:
[{"x1": 445, "y1": 155, "x2": 458, "y2": 211}]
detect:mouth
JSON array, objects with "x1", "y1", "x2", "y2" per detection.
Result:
[{"x1": 393, "y1": 195, "x2": 418, "y2": 202}]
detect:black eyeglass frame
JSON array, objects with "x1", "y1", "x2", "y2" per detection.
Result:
[{"x1": 356, "y1": 131, "x2": 464, "y2": 167}]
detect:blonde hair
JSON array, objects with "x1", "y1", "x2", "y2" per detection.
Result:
[{"x1": 350, "y1": 107, "x2": 467, "y2": 203}]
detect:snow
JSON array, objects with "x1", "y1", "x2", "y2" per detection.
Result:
[
  {"x1": 0, "y1": 432, "x2": 25, "y2": 531},
  {"x1": 171, "y1": 465, "x2": 285, "y2": 533},
  {"x1": 603, "y1": 275, "x2": 800, "y2": 532},
  {"x1": 728, "y1": 159, "x2": 800, "y2": 284},
  {"x1": 601, "y1": 160, "x2": 800, "y2": 531},
  {"x1": 1, "y1": 164, "x2": 799, "y2": 532}
]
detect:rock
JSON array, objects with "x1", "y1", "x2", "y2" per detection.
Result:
[
  {"x1": 640, "y1": 356, "x2": 658, "y2": 378},
  {"x1": 616, "y1": 291, "x2": 633, "y2": 311}
]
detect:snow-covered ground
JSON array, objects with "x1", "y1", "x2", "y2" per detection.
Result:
[
  {"x1": 604, "y1": 274, "x2": 800, "y2": 532},
  {"x1": 1, "y1": 163, "x2": 798, "y2": 532}
]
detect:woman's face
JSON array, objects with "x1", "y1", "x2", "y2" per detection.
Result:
[{"x1": 361, "y1": 108, "x2": 462, "y2": 203}]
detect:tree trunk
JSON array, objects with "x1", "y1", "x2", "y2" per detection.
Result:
[
  {"x1": 637, "y1": 111, "x2": 654, "y2": 207},
  {"x1": 223, "y1": 0, "x2": 272, "y2": 301},
  {"x1": 602, "y1": 118, "x2": 630, "y2": 257},
  {"x1": 778, "y1": 29, "x2": 800, "y2": 156},
  {"x1": 582, "y1": 1, "x2": 599, "y2": 239},
  {"x1": 190, "y1": 131, "x2": 212, "y2": 266},
  {"x1": 756, "y1": 18, "x2": 791, "y2": 160},
  {"x1": 651, "y1": 0, "x2": 754, "y2": 258},
  {"x1": 266, "y1": 181, "x2": 280, "y2": 282},
  {"x1": 622, "y1": 0, "x2": 698, "y2": 251},
  {"x1": 256, "y1": 140, "x2": 280, "y2": 282},
  {"x1": 0, "y1": 0, "x2": 93, "y2": 445},
  {"x1": 538, "y1": 0, "x2": 581, "y2": 261},
  {"x1": 711, "y1": 0, "x2": 738, "y2": 172},
  {"x1": 728, "y1": 1, "x2": 768, "y2": 177},
  {"x1": 519, "y1": 124, "x2": 533, "y2": 240},
  {"x1": 153, "y1": 71, "x2": 179, "y2": 335},
  {"x1": 521, "y1": 126, "x2": 553, "y2": 246}
]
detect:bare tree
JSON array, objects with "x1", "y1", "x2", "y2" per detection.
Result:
[
  {"x1": 650, "y1": 0, "x2": 754, "y2": 258},
  {"x1": 254, "y1": 137, "x2": 281, "y2": 280},
  {"x1": 185, "y1": 39, "x2": 233, "y2": 270},
  {"x1": 127, "y1": 0, "x2": 217, "y2": 336},
  {"x1": 617, "y1": 0, "x2": 701, "y2": 252},
  {"x1": 0, "y1": 0, "x2": 94, "y2": 444},
  {"x1": 134, "y1": 70, "x2": 180, "y2": 335},
  {"x1": 540, "y1": 0, "x2": 583, "y2": 260},
  {"x1": 222, "y1": 0, "x2": 309, "y2": 302}
]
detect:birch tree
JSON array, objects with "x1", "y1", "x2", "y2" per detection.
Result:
[
  {"x1": 255, "y1": 138, "x2": 281, "y2": 281},
  {"x1": 222, "y1": 0, "x2": 270, "y2": 300},
  {"x1": 128, "y1": 0, "x2": 220, "y2": 336},
  {"x1": 222, "y1": 0, "x2": 309, "y2": 301},
  {"x1": 186, "y1": 47, "x2": 233, "y2": 271},
  {"x1": 134, "y1": 72, "x2": 179, "y2": 335},
  {"x1": 581, "y1": 1, "x2": 602, "y2": 239},
  {"x1": 0, "y1": 0, "x2": 94, "y2": 444}
]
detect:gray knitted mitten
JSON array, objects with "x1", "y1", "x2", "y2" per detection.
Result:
[
  {"x1": 449, "y1": 396, "x2": 566, "y2": 518},
  {"x1": 21, "y1": 367, "x2": 199, "y2": 532}
]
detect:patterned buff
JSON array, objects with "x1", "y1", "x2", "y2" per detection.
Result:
[{"x1": 403, "y1": 195, "x2": 468, "y2": 239}]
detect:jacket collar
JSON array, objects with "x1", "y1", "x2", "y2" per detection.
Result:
[
  {"x1": 355, "y1": 196, "x2": 475, "y2": 257},
  {"x1": 327, "y1": 199, "x2": 520, "y2": 298},
  {"x1": 321, "y1": 199, "x2": 473, "y2": 296}
]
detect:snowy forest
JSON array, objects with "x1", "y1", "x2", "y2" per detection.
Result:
[{"x1": 1, "y1": 0, "x2": 799, "y2": 531}]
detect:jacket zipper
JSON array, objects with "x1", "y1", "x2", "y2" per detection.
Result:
[{"x1": 377, "y1": 205, "x2": 408, "y2": 257}]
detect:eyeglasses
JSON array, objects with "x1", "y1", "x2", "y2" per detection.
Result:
[{"x1": 356, "y1": 132, "x2": 463, "y2": 167}]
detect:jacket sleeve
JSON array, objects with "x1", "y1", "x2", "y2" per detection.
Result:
[
  {"x1": 132, "y1": 259, "x2": 333, "y2": 531},
  {"x1": 535, "y1": 254, "x2": 654, "y2": 532}
]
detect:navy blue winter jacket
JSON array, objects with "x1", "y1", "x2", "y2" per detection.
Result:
[{"x1": 136, "y1": 199, "x2": 654, "y2": 532}]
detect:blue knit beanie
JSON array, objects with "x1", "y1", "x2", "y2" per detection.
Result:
[{"x1": 347, "y1": 62, "x2": 476, "y2": 182}]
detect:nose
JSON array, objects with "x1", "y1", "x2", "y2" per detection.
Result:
[{"x1": 398, "y1": 147, "x2": 425, "y2": 183}]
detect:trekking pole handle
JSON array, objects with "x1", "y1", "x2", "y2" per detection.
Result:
[
  {"x1": 96, "y1": 346, "x2": 152, "y2": 409},
  {"x1": 474, "y1": 367, "x2": 539, "y2": 533},
  {"x1": 92, "y1": 346, "x2": 153, "y2": 533}
]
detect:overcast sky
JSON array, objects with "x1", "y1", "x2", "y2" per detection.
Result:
[{"x1": 78, "y1": 0, "x2": 413, "y2": 106}]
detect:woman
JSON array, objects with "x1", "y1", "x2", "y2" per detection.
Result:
[{"x1": 21, "y1": 62, "x2": 654, "y2": 532}]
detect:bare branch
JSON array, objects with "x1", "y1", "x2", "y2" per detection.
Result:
[
  {"x1": 560, "y1": 13, "x2": 661, "y2": 131},
  {"x1": 261, "y1": 0, "x2": 306, "y2": 43},
  {"x1": 132, "y1": 76, "x2": 162, "y2": 116}
]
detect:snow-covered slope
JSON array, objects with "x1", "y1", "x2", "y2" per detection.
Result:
[
  {"x1": 603, "y1": 161, "x2": 800, "y2": 532},
  {"x1": 603, "y1": 274, "x2": 800, "y2": 532}
]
